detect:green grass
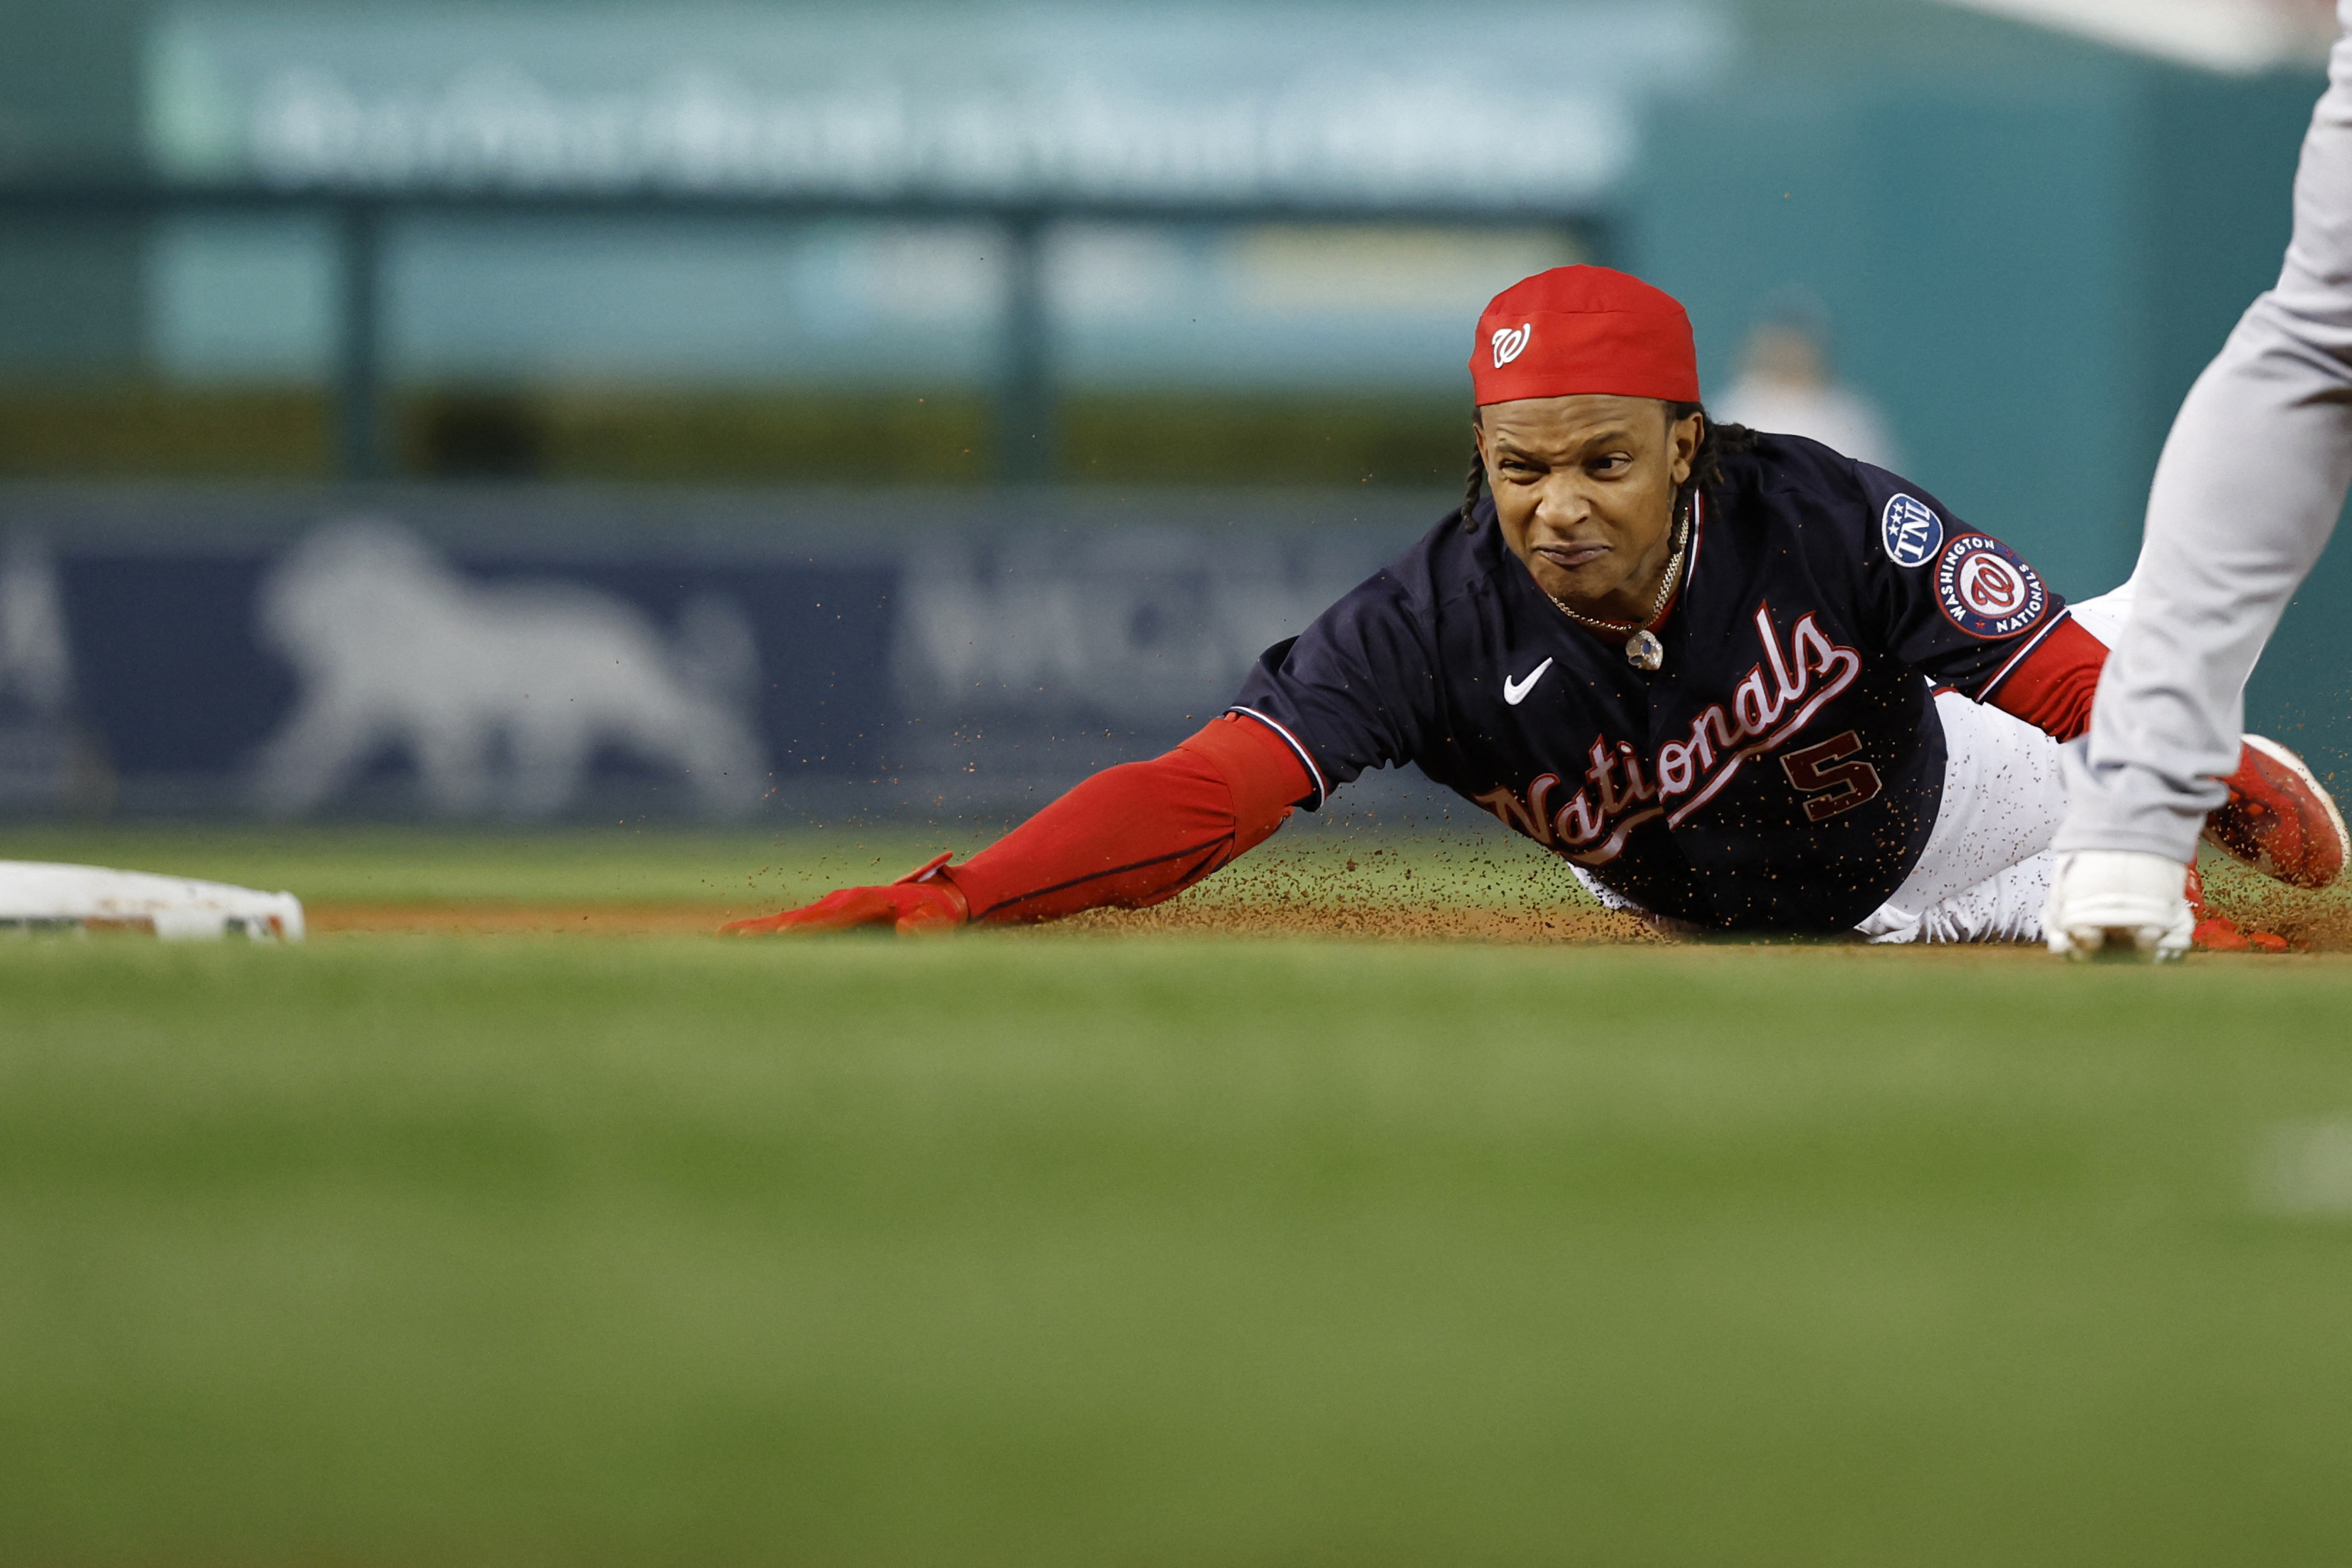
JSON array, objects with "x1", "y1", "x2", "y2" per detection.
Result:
[
  {"x1": 4, "y1": 924, "x2": 2352, "y2": 1565},
  {"x1": 0, "y1": 820, "x2": 1564, "y2": 914},
  {"x1": 0, "y1": 824, "x2": 963, "y2": 909}
]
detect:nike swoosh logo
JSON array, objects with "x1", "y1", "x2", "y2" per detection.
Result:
[{"x1": 1503, "y1": 658, "x2": 1554, "y2": 706}]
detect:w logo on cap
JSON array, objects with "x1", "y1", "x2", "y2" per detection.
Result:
[{"x1": 1491, "y1": 323, "x2": 1532, "y2": 367}]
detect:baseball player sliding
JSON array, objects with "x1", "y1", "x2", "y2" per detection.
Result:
[
  {"x1": 731, "y1": 266, "x2": 2342, "y2": 946},
  {"x1": 2046, "y1": 0, "x2": 2352, "y2": 961}
]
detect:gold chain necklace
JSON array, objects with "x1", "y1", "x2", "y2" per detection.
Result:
[{"x1": 1549, "y1": 503, "x2": 1691, "y2": 672}]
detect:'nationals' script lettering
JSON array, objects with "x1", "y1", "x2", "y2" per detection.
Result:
[{"x1": 1474, "y1": 602, "x2": 1864, "y2": 865}]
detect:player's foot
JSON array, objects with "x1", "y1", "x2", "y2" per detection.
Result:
[
  {"x1": 2204, "y1": 735, "x2": 2348, "y2": 889},
  {"x1": 2042, "y1": 849, "x2": 2194, "y2": 963}
]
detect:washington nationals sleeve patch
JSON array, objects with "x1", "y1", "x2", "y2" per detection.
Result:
[{"x1": 1936, "y1": 534, "x2": 2049, "y2": 639}]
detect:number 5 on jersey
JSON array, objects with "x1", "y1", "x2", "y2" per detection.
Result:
[{"x1": 1781, "y1": 730, "x2": 1883, "y2": 822}]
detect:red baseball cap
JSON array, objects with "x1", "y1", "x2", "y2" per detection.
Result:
[{"x1": 1470, "y1": 266, "x2": 1701, "y2": 407}]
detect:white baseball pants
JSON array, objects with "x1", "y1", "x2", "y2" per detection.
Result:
[
  {"x1": 1863, "y1": 589, "x2": 2138, "y2": 943},
  {"x1": 2054, "y1": 1, "x2": 2352, "y2": 863}
]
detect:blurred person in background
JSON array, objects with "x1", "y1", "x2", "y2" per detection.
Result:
[
  {"x1": 728, "y1": 266, "x2": 2341, "y2": 949},
  {"x1": 2044, "y1": 0, "x2": 2352, "y2": 960},
  {"x1": 1714, "y1": 295, "x2": 1901, "y2": 470}
]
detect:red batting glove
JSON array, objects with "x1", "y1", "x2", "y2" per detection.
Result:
[{"x1": 721, "y1": 852, "x2": 971, "y2": 936}]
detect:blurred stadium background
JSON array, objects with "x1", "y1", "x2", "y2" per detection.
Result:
[{"x1": 1, "y1": 0, "x2": 2345, "y2": 827}]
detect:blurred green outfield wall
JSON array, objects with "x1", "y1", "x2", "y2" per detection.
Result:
[
  {"x1": 1634, "y1": 34, "x2": 2321, "y2": 598},
  {"x1": 1631, "y1": 15, "x2": 2347, "y2": 778},
  {"x1": 0, "y1": 0, "x2": 147, "y2": 374}
]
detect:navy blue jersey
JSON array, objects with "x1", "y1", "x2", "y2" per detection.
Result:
[{"x1": 1230, "y1": 434, "x2": 2069, "y2": 931}]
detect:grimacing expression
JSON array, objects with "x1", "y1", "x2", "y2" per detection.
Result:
[{"x1": 1475, "y1": 395, "x2": 1703, "y2": 620}]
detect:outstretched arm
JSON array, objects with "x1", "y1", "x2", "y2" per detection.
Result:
[{"x1": 724, "y1": 714, "x2": 1315, "y2": 934}]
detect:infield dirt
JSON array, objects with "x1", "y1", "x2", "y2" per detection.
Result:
[
  {"x1": 305, "y1": 898, "x2": 1663, "y2": 943},
  {"x1": 19, "y1": 820, "x2": 2350, "y2": 950},
  {"x1": 303, "y1": 849, "x2": 2349, "y2": 951}
]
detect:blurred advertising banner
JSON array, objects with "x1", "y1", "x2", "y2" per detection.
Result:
[
  {"x1": 0, "y1": 488, "x2": 1427, "y2": 821},
  {"x1": 146, "y1": 3, "x2": 1725, "y2": 207}
]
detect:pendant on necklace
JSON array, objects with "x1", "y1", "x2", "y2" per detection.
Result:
[{"x1": 1625, "y1": 629, "x2": 1665, "y2": 671}]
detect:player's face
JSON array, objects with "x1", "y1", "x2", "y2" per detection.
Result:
[{"x1": 1476, "y1": 396, "x2": 1702, "y2": 619}]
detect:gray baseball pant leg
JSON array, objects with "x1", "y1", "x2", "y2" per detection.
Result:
[{"x1": 2055, "y1": 0, "x2": 2352, "y2": 862}]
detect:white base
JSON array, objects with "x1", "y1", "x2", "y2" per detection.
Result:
[{"x1": 0, "y1": 861, "x2": 305, "y2": 941}]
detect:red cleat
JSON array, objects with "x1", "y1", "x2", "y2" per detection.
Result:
[
  {"x1": 2192, "y1": 916, "x2": 2251, "y2": 952},
  {"x1": 2204, "y1": 735, "x2": 2348, "y2": 891},
  {"x1": 2185, "y1": 864, "x2": 2296, "y2": 954}
]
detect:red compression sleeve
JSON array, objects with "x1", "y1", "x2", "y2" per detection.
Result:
[
  {"x1": 1985, "y1": 617, "x2": 2109, "y2": 742},
  {"x1": 943, "y1": 714, "x2": 1314, "y2": 925}
]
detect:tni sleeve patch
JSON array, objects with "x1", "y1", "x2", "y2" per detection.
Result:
[{"x1": 1880, "y1": 493, "x2": 1943, "y2": 568}]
